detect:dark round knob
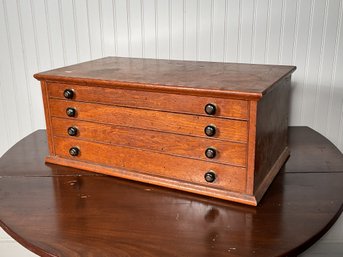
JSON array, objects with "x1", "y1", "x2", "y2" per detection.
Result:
[
  {"x1": 69, "y1": 147, "x2": 80, "y2": 157},
  {"x1": 205, "y1": 147, "x2": 216, "y2": 159},
  {"x1": 204, "y1": 171, "x2": 216, "y2": 183},
  {"x1": 66, "y1": 107, "x2": 76, "y2": 117},
  {"x1": 205, "y1": 103, "x2": 216, "y2": 115},
  {"x1": 204, "y1": 125, "x2": 216, "y2": 137},
  {"x1": 67, "y1": 127, "x2": 78, "y2": 136},
  {"x1": 63, "y1": 89, "x2": 74, "y2": 99}
]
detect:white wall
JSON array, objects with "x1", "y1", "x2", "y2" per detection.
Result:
[
  {"x1": 0, "y1": 0, "x2": 342, "y2": 256},
  {"x1": 0, "y1": 0, "x2": 342, "y2": 157}
]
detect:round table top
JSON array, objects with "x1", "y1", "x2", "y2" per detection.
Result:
[{"x1": 0, "y1": 127, "x2": 342, "y2": 257}]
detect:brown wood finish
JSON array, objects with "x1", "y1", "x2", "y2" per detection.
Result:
[
  {"x1": 48, "y1": 83, "x2": 249, "y2": 120},
  {"x1": 0, "y1": 128, "x2": 343, "y2": 257},
  {"x1": 51, "y1": 117, "x2": 247, "y2": 166},
  {"x1": 49, "y1": 99, "x2": 249, "y2": 143},
  {"x1": 253, "y1": 77, "x2": 290, "y2": 194},
  {"x1": 40, "y1": 81, "x2": 55, "y2": 156},
  {"x1": 34, "y1": 57, "x2": 296, "y2": 99},
  {"x1": 52, "y1": 136, "x2": 247, "y2": 193},
  {"x1": 245, "y1": 100, "x2": 257, "y2": 195},
  {"x1": 35, "y1": 57, "x2": 296, "y2": 206}
]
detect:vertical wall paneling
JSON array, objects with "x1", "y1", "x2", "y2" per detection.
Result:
[
  {"x1": 184, "y1": 0, "x2": 197, "y2": 60},
  {"x1": 87, "y1": 0, "x2": 103, "y2": 59},
  {"x1": 212, "y1": 0, "x2": 226, "y2": 62},
  {"x1": 225, "y1": 0, "x2": 240, "y2": 62},
  {"x1": 301, "y1": 0, "x2": 327, "y2": 127},
  {"x1": 142, "y1": 0, "x2": 157, "y2": 58},
  {"x1": 3, "y1": 0, "x2": 32, "y2": 138},
  {"x1": 0, "y1": 81, "x2": 9, "y2": 157},
  {"x1": 0, "y1": 1, "x2": 342, "y2": 155},
  {"x1": 140, "y1": 0, "x2": 146, "y2": 58},
  {"x1": 46, "y1": 0, "x2": 65, "y2": 67},
  {"x1": 279, "y1": 0, "x2": 297, "y2": 65},
  {"x1": 198, "y1": 0, "x2": 212, "y2": 61},
  {"x1": 114, "y1": 0, "x2": 129, "y2": 56},
  {"x1": 100, "y1": 0, "x2": 116, "y2": 57},
  {"x1": 0, "y1": 0, "x2": 343, "y2": 255},
  {"x1": 239, "y1": 0, "x2": 254, "y2": 63},
  {"x1": 251, "y1": 0, "x2": 269, "y2": 63},
  {"x1": 74, "y1": 0, "x2": 92, "y2": 61},
  {"x1": 290, "y1": 0, "x2": 312, "y2": 125},
  {"x1": 128, "y1": 0, "x2": 142, "y2": 57},
  {"x1": 327, "y1": 0, "x2": 343, "y2": 145},
  {"x1": 156, "y1": 0, "x2": 169, "y2": 59},
  {"x1": 170, "y1": 0, "x2": 184, "y2": 60},
  {"x1": 313, "y1": 0, "x2": 336, "y2": 133},
  {"x1": 18, "y1": 0, "x2": 44, "y2": 130},
  {"x1": 265, "y1": 0, "x2": 283, "y2": 64},
  {"x1": 0, "y1": 0, "x2": 342, "y2": 150},
  {"x1": 32, "y1": 0, "x2": 53, "y2": 69},
  {"x1": 0, "y1": 0, "x2": 21, "y2": 146},
  {"x1": 59, "y1": 0, "x2": 78, "y2": 64}
]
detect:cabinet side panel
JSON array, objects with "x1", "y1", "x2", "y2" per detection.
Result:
[
  {"x1": 246, "y1": 101, "x2": 257, "y2": 195},
  {"x1": 40, "y1": 81, "x2": 55, "y2": 156},
  {"x1": 254, "y1": 77, "x2": 291, "y2": 195}
]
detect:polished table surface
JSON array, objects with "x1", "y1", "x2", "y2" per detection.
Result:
[{"x1": 0, "y1": 127, "x2": 342, "y2": 257}]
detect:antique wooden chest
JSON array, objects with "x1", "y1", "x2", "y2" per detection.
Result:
[{"x1": 34, "y1": 57, "x2": 296, "y2": 206}]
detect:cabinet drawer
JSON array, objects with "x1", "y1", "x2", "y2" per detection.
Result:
[
  {"x1": 51, "y1": 117, "x2": 247, "y2": 166},
  {"x1": 53, "y1": 137, "x2": 247, "y2": 193},
  {"x1": 49, "y1": 99, "x2": 248, "y2": 143},
  {"x1": 48, "y1": 83, "x2": 248, "y2": 119}
]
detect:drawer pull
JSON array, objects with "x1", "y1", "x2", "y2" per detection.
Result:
[
  {"x1": 205, "y1": 147, "x2": 216, "y2": 159},
  {"x1": 63, "y1": 89, "x2": 74, "y2": 99},
  {"x1": 204, "y1": 125, "x2": 216, "y2": 137},
  {"x1": 204, "y1": 171, "x2": 216, "y2": 183},
  {"x1": 69, "y1": 147, "x2": 80, "y2": 156},
  {"x1": 67, "y1": 127, "x2": 78, "y2": 136},
  {"x1": 204, "y1": 103, "x2": 216, "y2": 115},
  {"x1": 66, "y1": 107, "x2": 76, "y2": 117}
]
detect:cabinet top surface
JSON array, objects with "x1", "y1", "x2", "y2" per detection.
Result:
[{"x1": 34, "y1": 57, "x2": 296, "y2": 99}]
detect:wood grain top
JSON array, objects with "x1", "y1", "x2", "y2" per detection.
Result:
[
  {"x1": 34, "y1": 57, "x2": 296, "y2": 99},
  {"x1": 0, "y1": 127, "x2": 342, "y2": 257}
]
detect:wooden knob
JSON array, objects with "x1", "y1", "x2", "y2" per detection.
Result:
[
  {"x1": 204, "y1": 171, "x2": 216, "y2": 183},
  {"x1": 69, "y1": 147, "x2": 80, "y2": 157},
  {"x1": 204, "y1": 125, "x2": 216, "y2": 137},
  {"x1": 205, "y1": 147, "x2": 216, "y2": 159},
  {"x1": 205, "y1": 103, "x2": 216, "y2": 115},
  {"x1": 67, "y1": 127, "x2": 78, "y2": 136},
  {"x1": 63, "y1": 89, "x2": 74, "y2": 99},
  {"x1": 66, "y1": 107, "x2": 76, "y2": 117}
]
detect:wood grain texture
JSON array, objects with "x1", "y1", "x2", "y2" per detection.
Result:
[
  {"x1": 53, "y1": 136, "x2": 247, "y2": 194},
  {"x1": 34, "y1": 56, "x2": 296, "y2": 99},
  {"x1": 51, "y1": 117, "x2": 247, "y2": 166},
  {"x1": 246, "y1": 100, "x2": 257, "y2": 195},
  {"x1": 40, "y1": 81, "x2": 55, "y2": 156},
  {"x1": 37, "y1": 57, "x2": 295, "y2": 206},
  {"x1": 0, "y1": 128, "x2": 343, "y2": 257},
  {"x1": 47, "y1": 82, "x2": 249, "y2": 120},
  {"x1": 286, "y1": 126, "x2": 343, "y2": 173},
  {"x1": 253, "y1": 76, "x2": 290, "y2": 193},
  {"x1": 49, "y1": 99, "x2": 249, "y2": 143}
]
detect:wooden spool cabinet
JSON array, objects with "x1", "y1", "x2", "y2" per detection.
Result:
[{"x1": 34, "y1": 57, "x2": 296, "y2": 206}]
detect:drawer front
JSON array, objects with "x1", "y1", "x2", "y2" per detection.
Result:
[
  {"x1": 51, "y1": 117, "x2": 247, "y2": 166},
  {"x1": 49, "y1": 99, "x2": 248, "y2": 143},
  {"x1": 48, "y1": 83, "x2": 249, "y2": 120},
  {"x1": 53, "y1": 137, "x2": 247, "y2": 193}
]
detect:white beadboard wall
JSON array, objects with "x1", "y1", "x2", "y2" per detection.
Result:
[
  {"x1": 0, "y1": 0, "x2": 342, "y2": 256},
  {"x1": 0, "y1": 0, "x2": 342, "y2": 156}
]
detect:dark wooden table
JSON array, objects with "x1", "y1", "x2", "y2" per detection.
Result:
[{"x1": 0, "y1": 127, "x2": 342, "y2": 257}]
